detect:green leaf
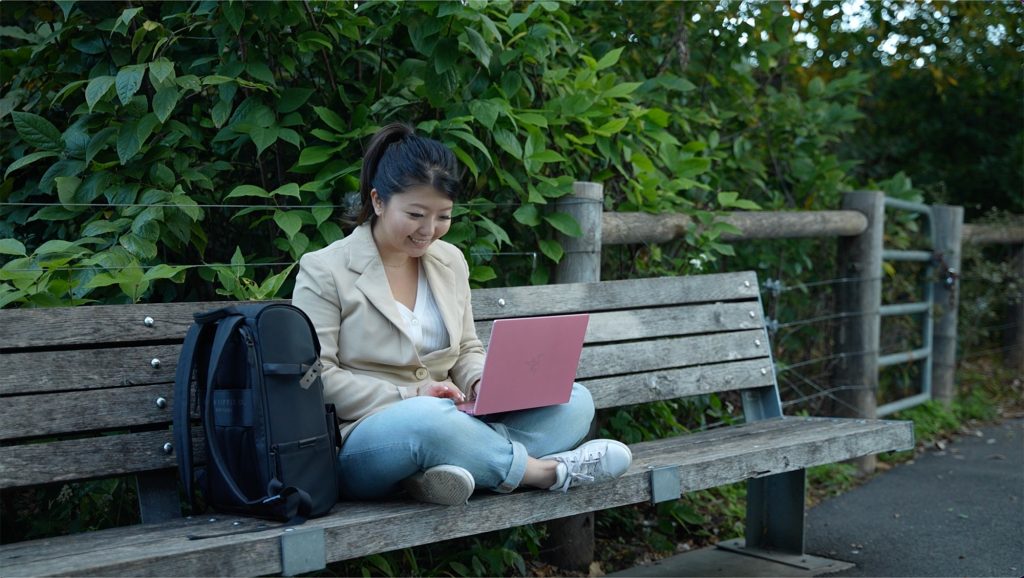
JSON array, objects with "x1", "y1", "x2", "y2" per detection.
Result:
[
  {"x1": 119, "y1": 232, "x2": 157, "y2": 260},
  {"x1": 538, "y1": 239, "x2": 563, "y2": 263},
  {"x1": 225, "y1": 184, "x2": 270, "y2": 199},
  {"x1": 433, "y1": 37, "x2": 459, "y2": 73},
  {"x1": 149, "y1": 59, "x2": 175, "y2": 84},
  {"x1": 12, "y1": 112, "x2": 63, "y2": 151},
  {"x1": 85, "y1": 127, "x2": 116, "y2": 165},
  {"x1": 543, "y1": 212, "x2": 582, "y2": 237},
  {"x1": 469, "y1": 100, "x2": 501, "y2": 130},
  {"x1": 142, "y1": 264, "x2": 187, "y2": 282},
  {"x1": 314, "y1": 106, "x2": 347, "y2": 133},
  {"x1": 677, "y1": 157, "x2": 711, "y2": 178},
  {"x1": 246, "y1": 61, "x2": 276, "y2": 85},
  {"x1": 296, "y1": 145, "x2": 336, "y2": 167},
  {"x1": 603, "y1": 82, "x2": 643, "y2": 99},
  {"x1": 492, "y1": 128, "x2": 523, "y2": 159},
  {"x1": 528, "y1": 150, "x2": 565, "y2": 164},
  {"x1": 274, "y1": 210, "x2": 303, "y2": 240},
  {"x1": 85, "y1": 76, "x2": 116, "y2": 111},
  {"x1": 469, "y1": 265, "x2": 497, "y2": 283},
  {"x1": 4, "y1": 151, "x2": 59, "y2": 179},
  {"x1": 593, "y1": 117, "x2": 629, "y2": 136},
  {"x1": 115, "y1": 64, "x2": 147, "y2": 105},
  {"x1": 136, "y1": 113, "x2": 160, "y2": 147},
  {"x1": 211, "y1": 99, "x2": 232, "y2": 128},
  {"x1": 476, "y1": 215, "x2": 511, "y2": 247},
  {"x1": 595, "y1": 47, "x2": 624, "y2": 71},
  {"x1": 447, "y1": 131, "x2": 492, "y2": 164},
  {"x1": 464, "y1": 27, "x2": 492, "y2": 68},
  {"x1": 513, "y1": 203, "x2": 541, "y2": 226},
  {"x1": 270, "y1": 182, "x2": 301, "y2": 199},
  {"x1": 278, "y1": 88, "x2": 315, "y2": 113},
  {"x1": 153, "y1": 87, "x2": 179, "y2": 123},
  {"x1": 0, "y1": 239, "x2": 27, "y2": 256},
  {"x1": 117, "y1": 121, "x2": 141, "y2": 164},
  {"x1": 55, "y1": 176, "x2": 82, "y2": 208},
  {"x1": 35, "y1": 239, "x2": 79, "y2": 256}
]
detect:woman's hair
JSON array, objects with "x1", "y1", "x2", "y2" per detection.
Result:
[{"x1": 357, "y1": 123, "x2": 461, "y2": 225}]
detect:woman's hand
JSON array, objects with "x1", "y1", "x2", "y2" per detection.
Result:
[{"x1": 416, "y1": 379, "x2": 465, "y2": 402}]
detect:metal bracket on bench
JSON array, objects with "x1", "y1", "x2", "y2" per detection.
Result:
[
  {"x1": 280, "y1": 526, "x2": 325, "y2": 576},
  {"x1": 649, "y1": 465, "x2": 681, "y2": 505}
]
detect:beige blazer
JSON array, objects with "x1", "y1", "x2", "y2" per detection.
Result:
[{"x1": 292, "y1": 223, "x2": 485, "y2": 442}]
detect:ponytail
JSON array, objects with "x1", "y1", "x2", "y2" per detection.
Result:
[{"x1": 355, "y1": 122, "x2": 461, "y2": 226}]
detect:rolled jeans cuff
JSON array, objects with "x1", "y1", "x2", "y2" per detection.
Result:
[{"x1": 489, "y1": 423, "x2": 528, "y2": 493}]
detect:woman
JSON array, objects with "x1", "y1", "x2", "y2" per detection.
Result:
[{"x1": 292, "y1": 123, "x2": 631, "y2": 505}]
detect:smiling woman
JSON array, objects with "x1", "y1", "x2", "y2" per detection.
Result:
[{"x1": 289, "y1": 123, "x2": 631, "y2": 508}]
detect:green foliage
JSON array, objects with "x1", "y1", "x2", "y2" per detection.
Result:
[{"x1": 1, "y1": 477, "x2": 139, "y2": 543}]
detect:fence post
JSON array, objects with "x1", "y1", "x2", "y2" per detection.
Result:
[
  {"x1": 541, "y1": 181, "x2": 603, "y2": 571},
  {"x1": 930, "y1": 205, "x2": 964, "y2": 406},
  {"x1": 834, "y1": 191, "x2": 884, "y2": 475}
]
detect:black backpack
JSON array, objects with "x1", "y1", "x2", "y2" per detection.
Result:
[{"x1": 173, "y1": 303, "x2": 339, "y2": 530}]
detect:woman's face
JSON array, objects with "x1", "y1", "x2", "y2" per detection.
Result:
[{"x1": 371, "y1": 186, "x2": 454, "y2": 260}]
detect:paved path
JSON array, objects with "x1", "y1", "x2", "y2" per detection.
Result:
[
  {"x1": 805, "y1": 417, "x2": 1023, "y2": 577},
  {"x1": 611, "y1": 417, "x2": 1023, "y2": 577}
]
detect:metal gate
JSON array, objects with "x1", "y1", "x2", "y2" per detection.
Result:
[{"x1": 878, "y1": 198, "x2": 936, "y2": 416}]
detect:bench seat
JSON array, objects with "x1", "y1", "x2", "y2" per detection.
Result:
[{"x1": 1, "y1": 416, "x2": 911, "y2": 577}]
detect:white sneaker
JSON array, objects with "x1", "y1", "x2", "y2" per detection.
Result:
[
  {"x1": 401, "y1": 465, "x2": 475, "y2": 505},
  {"x1": 542, "y1": 439, "x2": 633, "y2": 493}
]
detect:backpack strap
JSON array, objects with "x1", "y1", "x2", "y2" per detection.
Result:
[
  {"x1": 199, "y1": 315, "x2": 313, "y2": 525},
  {"x1": 173, "y1": 320, "x2": 213, "y2": 513}
]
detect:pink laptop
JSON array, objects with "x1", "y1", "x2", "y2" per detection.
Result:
[{"x1": 456, "y1": 314, "x2": 590, "y2": 416}]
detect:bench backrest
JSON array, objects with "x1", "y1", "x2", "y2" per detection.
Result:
[{"x1": 0, "y1": 271, "x2": 778, "y2": 494}]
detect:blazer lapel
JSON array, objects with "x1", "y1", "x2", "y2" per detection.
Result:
[{"x1": 348, "y1": 224, "x2": 416, "y2": 346}]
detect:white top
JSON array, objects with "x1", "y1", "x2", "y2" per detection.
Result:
[{"x1": 396, "y1": 263, "x2": 450, "y2": 356}]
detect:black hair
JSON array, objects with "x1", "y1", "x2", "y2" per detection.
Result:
[{"x1": 357, "y1": 123, "x2": 461, "y2": 226}]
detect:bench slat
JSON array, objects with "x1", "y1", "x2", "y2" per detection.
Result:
[
  {"x1": 0, "y1": 273, "x2": 758, "y2": 350},
  {"x1": 0, "y1": 416, "x2": 913, "y2": 577},
  {"x1": 2, "y1": 302, "x2": 765, "y2": 396},
  {"x1": 0, "y1": 429, "x2": 180, "y2": 489},
  {"x1": 0, "y1": 345, "x2": 173, "y2": 396},
  {"x1": 0, "y1": 384, "x2": 175, "y2": 441},
  {"x1": 577, "y1": 329, "x2": 768, "y2": 379},
  {"x1": 471, "y1": 272, "x2": 759, "y2": 320},
  {"x1": 583, "y1": 359, "x2": 774, "y2": 408}
]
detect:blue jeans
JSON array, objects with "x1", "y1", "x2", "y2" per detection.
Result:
[{"x1": 336, "y1": 383, "x2": 595, "y2": 499}]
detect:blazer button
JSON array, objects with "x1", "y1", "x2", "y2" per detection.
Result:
[{"x1": 414, "y1": 367, "x2": 429, "y2": 381}]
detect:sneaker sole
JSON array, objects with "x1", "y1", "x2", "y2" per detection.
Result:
[{"x1": 404, "y1": 467, "x2": 474, "y2": 506}]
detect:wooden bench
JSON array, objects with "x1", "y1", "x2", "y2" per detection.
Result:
[{"x1": 0, "y1": 271, "x2": 914, "y2": 576}]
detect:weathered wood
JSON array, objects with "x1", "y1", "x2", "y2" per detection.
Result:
[
  {"x1": 0, "y1": 416, "x2": 913, "y2": 577},
  {"x1": 834, "y1": 191, "x2": 884, "y2": 475},
  {"x1": 472, "y1": 272, "x2": 759, "y2": 319},
  {"x1": 0, "y1": 330, "x2": 767, "y2": 442},
  {"x1": 0, "y1": 345, "x2": 177, "y2": 395},
  {"x1": 576, "y1": 329, "x2": 767, "y2": 380},
  {"x1": 0, "y1": 383, "x2": 175, "y2": 440},
  {"x1": 475, "y1": 301, "x2": 765, "y2": 345},
  {"x1": 0, "y1": 274, "x2": 758, "y2": 350},
  {"x1": 582, "y1": 359, "x2": 774, "y2": 409},
  {"x1": 930, "y1": 205, "x2": 963, "y2": 406},
  {"x1": 0, "y1": 300, "x2": 265, "y2": 350},
  {"x1": 602, "y1": 211, "x2": 868, "y2": 245},
  {"x1": 2, "y1": 301, "x2": 762, "y2": 397},
  {"x1": 0, "y1": 429, "x2": 184, "y2": 489},
  {"x1": 554, "y1": 181, "x2": 603, "y2": 285},
  {"x1": 962, "y1": 223, "x2": 1024, "y2": 245}
]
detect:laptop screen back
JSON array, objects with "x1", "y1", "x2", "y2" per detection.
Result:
[{"x1": 470, "y1": 313, "x2": 589, "y2": 415}]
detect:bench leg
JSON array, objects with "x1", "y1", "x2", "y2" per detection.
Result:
[{"x1": 744, "y1": 468, "x2": 805, "y2": 554}]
